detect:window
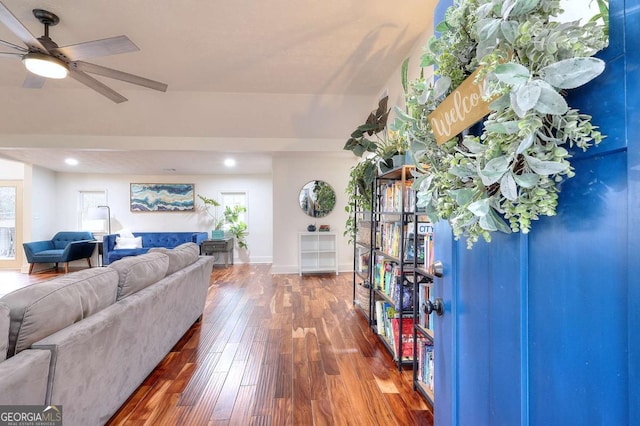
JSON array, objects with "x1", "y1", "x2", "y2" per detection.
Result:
[
  {"x1": 79, "y1": 190, "x2": 108, "y2": 234},
  {"x1": 220, "y1": 191, "x2": 248, "y2": 231}
]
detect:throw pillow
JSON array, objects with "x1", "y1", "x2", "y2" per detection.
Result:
[{"x1": 115, "y1": 236, "x2": 142, "y2": 249}]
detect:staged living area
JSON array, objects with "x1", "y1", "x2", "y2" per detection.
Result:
[{"x1": 2, "y1": 0, "x2": 639, "y2": 426}]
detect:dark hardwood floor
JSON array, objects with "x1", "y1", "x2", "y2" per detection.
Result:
[{"x1": 2, "y1": 264, "x2": 434, "y2": 425}]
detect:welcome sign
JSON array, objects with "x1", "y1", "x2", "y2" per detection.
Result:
[{"x1": 428, "y1": 68, "x2": 492, "y2": 145}]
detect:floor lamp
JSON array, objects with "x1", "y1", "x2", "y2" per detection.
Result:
[
  {"x1": 87, "y1": 205, "x2": 110, "y2": 267},
  {"x1": 97, "y1": 205, "x2": 111, "y2": 235},
  {"x1": 88, "y1": 205, "x2": 111, "y2": 235}
]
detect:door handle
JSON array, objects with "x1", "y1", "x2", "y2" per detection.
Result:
[
  {"x1": 423, "y1": 298, "x2": 444, "y2": 316},
  {"x1": 431, "y1": 260, "x2": 444, "y2": 278}
]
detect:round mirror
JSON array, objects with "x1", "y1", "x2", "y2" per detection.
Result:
[{"x1": 299, "y1": 180, "x2": 336, "y2": 218}]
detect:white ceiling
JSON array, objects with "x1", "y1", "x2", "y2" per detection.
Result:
[{"x1": 0, "y1": 0, "x2": 434, "y2": 174}]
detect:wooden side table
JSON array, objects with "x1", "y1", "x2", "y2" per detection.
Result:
[{"x1": 200, "y1": 238, "x2": 234, "y2": 267}]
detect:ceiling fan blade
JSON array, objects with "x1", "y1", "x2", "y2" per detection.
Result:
[
  {"x1": 68, "y1": 68, "x2": 127, "y2": 103},
  {"x1": 52, "y1": 35, "x2": 139, "y2": 61},
  {"x1": 71, "y1": 61, "x2": 167, "y2": 92},
  {"x1": 0, "y1": 38, "x2": 26, "y2": 52},
  {"x1": 0, "y1": 2, "x2": 47, "y2": 52},
  {"x1": 22, "y1": 72, "x2": 46, "y2": 88},
  {"x1": 0, "y1": 51, "x2": 21, "y2": 58}
]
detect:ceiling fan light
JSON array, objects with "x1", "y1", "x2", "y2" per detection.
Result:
[{"x1": 22, "y1": 52, "x2": 68, "y2": 79}]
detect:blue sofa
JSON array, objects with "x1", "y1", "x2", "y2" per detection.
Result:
[
  {"x1": 23, "y1": 231, "x2": 96, "y2": 274},
  {"x1": 102, "y1": 232, "x2": 208, "y2": 265}
]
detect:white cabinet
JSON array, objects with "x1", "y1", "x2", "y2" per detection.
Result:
[{"x1": 298, "y1": 232, "x2": 338, "y2": 275}]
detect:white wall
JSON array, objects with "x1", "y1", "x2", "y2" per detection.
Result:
[
  {"x1": 0, "y1": 158, "x2": 24, "y2": 179},
  {"x1": 30, "y1": 166, "x2": 58, "y2": 242},
  {"x1": 53, "y1": 172, "x2": 273, "y2": 264},
  {"x1": 271, "y1": 152, "x2": 357, "y2": 274},
  {"x1": 381, "y1": 29, "x2": 432, "y2": 118}
]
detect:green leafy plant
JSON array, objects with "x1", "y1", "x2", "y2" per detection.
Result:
[
  {"x1": 344, "y1": 96, "x2": 390, "y2": 158},
  {"x1": 344, "y1": 158, "x2": 377, "y2": 244},
  {"x1": 197, "y1": 194, "x2": 249, "y2": 249},
  {"x1": 343, "y1": 74, "x2": 415, "y2": 243},
  {"x1": 228, "y1": 221, "x2": 248, "y2": 249},
  {"x1": 398, "y1": 0, "x2": 607, "y2": 248}
]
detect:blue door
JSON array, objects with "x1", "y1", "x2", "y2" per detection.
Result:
[{"x1": 432, "y1": 0, "x2": 639, "y2": 424}]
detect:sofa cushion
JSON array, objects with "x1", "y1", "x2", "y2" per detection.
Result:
[
  {"x1": 0, "y1": 302, "x2": 9, "y2": 362},
  {"x1": 148, "y1": 242, "x2": 200, "y2": 276},
  {"x1": 109, "y1": 252, "x2": 169, "y2": 300},
  {"x1": 0, "y1": 268, "x2": 119, "y2": 357},
  {"x1": 115, "y1": 236, "x2": 143, "y2": 249}
]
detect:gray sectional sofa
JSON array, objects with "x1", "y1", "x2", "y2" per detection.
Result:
[{"x1": 0, "y1": 242, "x2": 214, "y2": 426}]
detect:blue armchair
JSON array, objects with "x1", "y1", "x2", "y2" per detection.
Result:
[{"x1": 23, "y1": 231, "x2": 96, "y2": 274}]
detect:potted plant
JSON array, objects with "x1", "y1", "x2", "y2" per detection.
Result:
[
  {"x1": 343, "y1": 95, "x2": 408, "y2": 174},
  {"x1": 197, "y1": 194, "x2": 249, "y2": 248}
]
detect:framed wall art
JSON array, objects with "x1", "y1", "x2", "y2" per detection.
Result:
[{"x1": 130, "y1": 183, "x2": 195, "y2": 212}]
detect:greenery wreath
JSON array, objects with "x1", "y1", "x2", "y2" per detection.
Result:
[{"x1": 392, "y1": 0, "x2": 609, "y2": 247}]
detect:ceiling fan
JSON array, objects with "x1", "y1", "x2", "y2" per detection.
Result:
[{"x1": 0, "y1": 2, "x2": 167, "y2": 103}]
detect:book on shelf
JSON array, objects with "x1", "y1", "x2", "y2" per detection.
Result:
[
  {"x1": 357, "y1": 251, "x2": 370, "y2": 274},
  {"x1": 379, "y1": 221, "x2": 406, "y2": 258},
  {"x1": 379, "y1": 180, "x2": 416, "y2": 213},
  {"x1": 423, "y1": 230, "x2": 434, "y2": 273},
  {"x1": 417, "y1": 337, "x2": 434, "y2": 391},
  {"x1": 375, "y1": 300, "x2": 385, "y2": 336},
  {"x1": 393, "y1": 275, "x2": 413, "y2": 311},
  {"x1": 373, "y1": 255, "x2": 398, "y2": 297},
  {"x1": 391, "y1": 315, "x2": 415, "y2": 360},
  {"x1": 404, "y1": 230, "x2": 425, "y2": 264}
]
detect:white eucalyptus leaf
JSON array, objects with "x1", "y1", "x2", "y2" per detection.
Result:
[
  {"x1": 393, "y1": 105, "x2": 415, "y2": 123},
  {"x1": 418, "y1": 90, "x2": 429, "y2": 105},
  {"x1": 511, "y1": 0, "x2": 540, "y2": 16},
  {"x1": 479, "y1": 214, "x2": 498, "y2": 231},
  {"x1": 513, "y1": 173, "x2": 539, "y2": 188},
  {"x1": 412, "y1": 173, "x2": 432, "y2": 191},
  {"x1": 494, "y1": 63, "x2": 531, "y2": 85},
  {"x1": 500, "y1": 21, "x2": 518, "y2": 44},
  {"x1": 477, "y1": 39, "x2": 499, "y2": 60},
  {"x1": 389, "y1": 117, "x2": 403, "y2": 132},
  {"x1": 489, "y1": 94, "x2": 510, "y2": 111},
  {"x1": 449, "y1": 188, "x2": 475, "y2": 206},
  {"x1": 514, "y1": 82, "x2": 541, "y2": 113},
  {"x1": 488, "y1": 208, "x2": 512, "y2": 234},
  {"x1": 480, "y1": 155, "x2": 510, "y2": 185},
  {"x1": 433, "y1": 76, "x2": 452, "y2": 99},
  {"x1": 468, "y1": 198, "x2": 491, "y2": 217},
  {"x1": 501, "y1": 0, "x2": 516, "y2": 19},
  {"x1": 539, "y1": 57, "x2": 606, "y2": 89},
  {"x1": 500, "y1": 172, "x2": 518, "y2": 201},
  {"x1": 463, "y1": 138, "x2": 488, "y2": 153},
  {"x1": 449, "y1": 164, "x2": 478, "y2": 178},
  {"x1": 532, "y1": 80, "x2": 568, "y2": 115},
  {"x1": 516, "y1": 134, "x2": 535, "y2": 154},
  {"x1": 476, "y1": 3, "x2": 493, "y2": 19},
  {"x1": 485, "y1": 120, "x2": 520, "y2": 134},
  {"x1": 525, "y1": 155, "x2": 569, "y2": 175},
  {"x1": 510, "y1": 91, "x2": 527, "y2": 118},
  {"x1": 476, "y1": 18, "x2": 501, "y2": 42}
]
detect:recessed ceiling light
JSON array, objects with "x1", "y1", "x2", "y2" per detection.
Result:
[
  {"x1": 224, "y1": 158, "x2": 236, "y2": 167},
  {"x1": 65, "y1": 158, "x2": 79, "y2": 166}
]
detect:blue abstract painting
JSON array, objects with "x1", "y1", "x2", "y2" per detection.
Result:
[{"x1": 130, "y1": 183, "x2": 195, "y2": 212}]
